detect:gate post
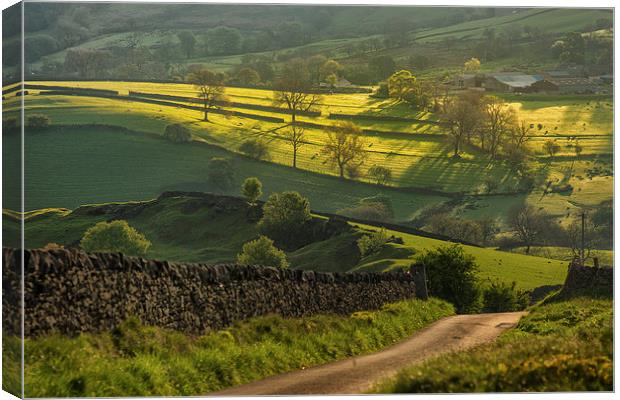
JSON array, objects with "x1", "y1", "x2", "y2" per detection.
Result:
[{"x1": 410, "y1": 263, "x2": 428, "y2": 300}]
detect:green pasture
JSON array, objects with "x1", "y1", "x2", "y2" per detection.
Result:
[
  {"x1": 3, "y1": 192, "x2": 568, "y2": 290},
  {"x1": 415, "y1": 8, "x2": 612, "y2": 43},
  {"x1": 9, "y1": 92, "x2": 522, "y2": 194},
  {"x1": 2, "y1": 125, "x2": 449, "y2": 218}
]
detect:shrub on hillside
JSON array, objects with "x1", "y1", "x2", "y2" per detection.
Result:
[
  {"x1": 258, "y1": 191, "x2": 311, "y2": 248},
  {"x1": 339, "y1": 194, "x2": 394, "y2": 222},
  {"x1": 367, "y1": 165, "x2": 392, "y2": 185},
  {"x1": 207, "y1": 157, "x2": 235, "y2": 191},
  {"x1": 26, "y1": 114, "x2": 50, "y2": 130},
  {"x1": 482, "y1": 280, "x2": 529, "y2": 312},
  {"x1": 415, "y1": 244, "x2": 482, "y2": 314},
  {"x1": 80, "y1": 220, "x2": 151, "y2": 257},
  {"x1": 239, "y1": 139, "x2": 270, "y2": 160},
  {"x1": 242, "y1": 177, "x2": 262, "y2": 204},
  {"x1": 340, "y1": 202, "x2": 392, "y2": 222},
  {"x1": 357, "y1": 228, "x2": 390, "y2": 257},
  {"x1": 164, "y1": 123, "x2": 192, "y2": 142},
  {"x1": 236, "y1": 235, "x2": 289, "y2": 269}
]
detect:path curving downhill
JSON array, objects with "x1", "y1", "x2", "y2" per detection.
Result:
[{"x1": 210, "y1": 312, "x2": 525, "y2": 395}]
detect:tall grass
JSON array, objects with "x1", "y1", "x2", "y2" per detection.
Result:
[
  {"x1": 3, "y1": 298, "x2": 453, "y2": 397},
  {"x1": 373, "y1": 297, "x2": 612, "y2": 393}
]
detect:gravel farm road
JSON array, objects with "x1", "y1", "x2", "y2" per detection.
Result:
[{"x1": 210, "y1": 311, "x2": 526, "y2": 395}]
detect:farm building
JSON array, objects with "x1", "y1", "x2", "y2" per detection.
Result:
[
  {"x1": 320, "y1": 77, "x2": 354, "y2": 88},
  {"x1": 453, "y1": 72, "x2": 556, "y2": 93},
  {"x1": 483, "y1": 73, "x2": 545, "y2": 92}
]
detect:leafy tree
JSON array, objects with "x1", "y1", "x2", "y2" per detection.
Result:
[
  {"x1": 26, "y1": 114, "x2": 51, "y2": 130},
  {"x1": 388, "y1": 70, "x2": 417, "y2": 101},
  {"x1": 508, "y1": 204, "x2": 549, "y2": 254},
  {"x1": 273, "y1": 58, "x2": 321, "y2": 123},
  {"x1": 463, "y1": 57, "x2": 481, "y2": 72},
  {"x1": 258, "y1": 191, "x2": 311, "y2": 246},
  {"x1": 368, "y1": 55, "x2": 397, "y2": 80},
  {"x1": 64, "y1": 48, "x2": 110, "y2": 79},
  {"x1": 321, "y1": 121, "x2": 367, "y2": 179},
  {"x1": 357, "y1": 228, "x2": 390, "y2": 257},
  {"x1": 367, "y1": 165, "x2": 392, "y2": 185},
  {"x1": 206, "y1": 26, "x2": 242, "y2": 55},
  {"x1": 235, "y1": 67, "x2": 260, "y2": 85},
  {"x1": 207, "y1": 157, "x2": 235, "y2": 191},
  {"x1": 163, "y1": 123, "x2": 192, "y2": 142},
  {"x1": 236, "y1": 235, "x2": 289, "y2": 269},
  {"x1": 187, "y1": 69, "x2": 226, "y2": 121},
  {"x1": 242, "y1": 177, "x2": 263, "y2": 204},
  {"x1": 321, "y1": 59, "x2": 341, "y2": 79},
  {"x1": 415, "y1": 244, "x2": 482, "y2": 314},
  {"x1": 307, "y1": 54, "x2": 327, "y2": 86},
  {"x1": 239, "y1": 139, "x2": 270, "y2": 160},
  {"x1": 176, "y1": 31, "x2": 196, "y2": 59},
  {"x1": 80, "y1": 220, "x2": 151, "y2": 257}
]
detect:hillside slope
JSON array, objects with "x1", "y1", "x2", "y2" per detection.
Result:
[{"x1": 3, "y1": 191, "x2": 567, "y2": 289}]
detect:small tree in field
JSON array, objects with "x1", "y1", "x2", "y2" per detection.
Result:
[
  {"x1": 387, "y1": 70, "x2": 417, "y2": 101},
  {"x1": 283, "y1": 125, "x2": 305, "y2": 168},
  {"x1": 207, "y1": 157, "x2": 235, "y2": 191},
  {"x1": 543, "y1": 140, "x2": 560, "y2": 159},
  {"x1": 80, "y1": 220, "x2": 151, "y2": 257},
  {"x1": 258, "y1": 191, "x2": 311, "y2": 246},
  {"x1": 187, "y1": 68, "x2": 226, "y2": 121},
  {"x1": 236, "y1": 235, "x2": 289, "y2": 268},
  {"x1": 242, "y1": 177, "x2": 263, "y2": 204},
  {"x1": 367, "y1": 165, "x2": 392, "y2": 185},
  {"x1": 273, "y1": 58, "x2": 321, "y2": 124},
  {"x1": 322, "y1": 121, "x2": 367, "y2": 179},
  {"x1": 508, "y1": 204, "x2": 549, "y2": 254},
  {"x1": 164, "y1": 123, "x2": 192, "y2": 142}
]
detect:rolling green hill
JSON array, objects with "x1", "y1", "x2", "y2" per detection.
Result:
[{"x1": 3, "y1": 191, "x2": 568, "y2": 290}]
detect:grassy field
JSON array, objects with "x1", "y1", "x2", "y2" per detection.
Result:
[
  {"x1": 3, "y1": 192, "x2": 569, "y2": 290},
  {"x1": 7, "y1": 92, "x2": 515, "y2": 195},
  {"x1": 2, "y1": 298, "x2": 454, "y2": 397},
  {"x1": 372, "y1": 296, "x2": 613, "y2": 392},
  {"x1": 2, "y1": 125, "x2": 449, "y2": 219},
  {"x1": 3, "y1": 82, "x2": 613, "y2": 228}
]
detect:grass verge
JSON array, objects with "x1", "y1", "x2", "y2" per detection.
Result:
[
  {"x1": 372, "y1": 297, "x2": 612, "y2": 393},
  {"x1": 3, "y1": 298, "x2": 453, "y2": 397}
]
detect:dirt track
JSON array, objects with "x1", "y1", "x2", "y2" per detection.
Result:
[{"x1": 210, "y1": 312, "x2": 526, "y2": 395}]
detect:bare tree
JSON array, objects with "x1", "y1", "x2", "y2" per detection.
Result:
[
  {"x1": 482, "y1": 96, "x2": 516, "y2": 157},
  {"x1": 322, "y1": 121, "x2": 367, "y2": 178},
  {"x1": 441, "y1": 91, "x2": 484, "y2": 157},
  {"x1": 508, "y1": 204, "x2": 549, "y2": 254},
  {"x1": 283, "y1": 125, "x2": 306, "y2": 168},
  {"x1": 187, "y1": 69, "x2": 226, "y2": 121},
  {"x1": 273, "y1": 58, "x2": 322, "y2": 124}
]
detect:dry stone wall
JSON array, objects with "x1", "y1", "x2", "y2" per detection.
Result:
[
  {"x1": 560, "y1": 261, "x2": 613, "y2": 297},
  {"x1": 2, "y1": 248, "x2": 418, "y2": 337}
]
